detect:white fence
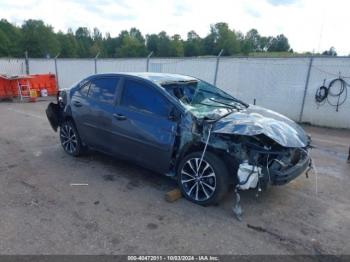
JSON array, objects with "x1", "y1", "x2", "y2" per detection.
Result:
[
  {"x1": 1, "y1": 56, "x2": 349, "y2": 129},
  {"x1": 0, "y1": 58, "x2": 25, "y2": 75}
]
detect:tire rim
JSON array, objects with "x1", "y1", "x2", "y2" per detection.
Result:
[
  {"x1": 180, "y1": 158, "x2": 216, "y2": 202},
  {"x1": 60, "y1": 124, "x2": 78, "y2": 154}
]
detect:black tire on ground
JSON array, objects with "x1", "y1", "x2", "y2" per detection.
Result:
[
  {"x1": 59, "y1": 120, "x2": 83, "y2": 157},
  {"x1": 177, "y1": 151, "x2": 230, "y2": 206}
]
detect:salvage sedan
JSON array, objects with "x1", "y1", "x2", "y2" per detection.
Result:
[{"x1": 46, "y1": 73, "x2": 311, "y2": 206}]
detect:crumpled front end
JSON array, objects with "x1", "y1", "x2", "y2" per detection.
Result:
[
  {"x1": 240, "y1": 137, "x2": 311, "y2": 187},
  {"x1": 266, "y1": 147, "x2": 310, "y2": 186},
  {"x1": 46, "y1": 90, "x2": 67, "y2": 132},
  {"x1": 212, "y1": 132, "x2": 311, "y2": 188},
  {"x1": 209, "y1": 105, "x2": 312, "y2": 187},
  {"x1": 212, "y1": 105, "x2": 309, "y2": 148},
  {"x1": 46, "y1": 102, "x2": 61, "y2": 132}
]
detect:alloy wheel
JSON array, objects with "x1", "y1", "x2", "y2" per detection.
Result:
[
  {"x1": 60, "y1": 124, "x2": 78, "y2": 154},
  {"x1": 180, "y1": 158, "x2": 216, "y2": 202}
]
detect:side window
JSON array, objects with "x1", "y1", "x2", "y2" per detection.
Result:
[
  {"x1": 79, "y1": 82, "x2": 90, "y2": 96},
  {"x1": 89, "y1": 77, "x2": 119, "y2": 104},
  {"x1": 121, "y1": 79, "x2": 171, "y2": 117}
]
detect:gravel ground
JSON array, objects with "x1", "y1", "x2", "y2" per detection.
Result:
[{"x1": 0, "y1": 99, "x2": 349, "y2": 255}]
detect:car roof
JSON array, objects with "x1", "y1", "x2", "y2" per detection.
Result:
[{"x1": 92, "y1": 72, "x2": 197, "y2": 85}]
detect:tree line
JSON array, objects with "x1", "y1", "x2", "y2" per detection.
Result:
[{"x1": 1, "y1": 19, "x2": 295, "y2": 58}]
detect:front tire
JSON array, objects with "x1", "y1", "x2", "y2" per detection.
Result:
[
  {"x1": 177, "y1": 151, "x2": 230, "y2": 206},
  {"x1": 59, "y1": 120, "x2": 82, "y2": 157}
]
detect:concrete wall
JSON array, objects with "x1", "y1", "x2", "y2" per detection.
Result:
[
  {"x1": 0, "y1": 58, "x2": 25, "y2": 75},
  {"x1": 151, "y1": 57, "x2": 350, "y2": 129},
  {"x1": 1, "y1": 56, "x2": 349, "y2": 129},
  {"x1": 301, "y1": 58, "x2": 350, "y2": 128}
]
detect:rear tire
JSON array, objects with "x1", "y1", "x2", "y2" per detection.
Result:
[
  {"x1": 177, "y1": 151, "x2": 230, "y2": 206},
  {"x1": 59, "y1": 120, "x2": 82, "y2": 157}
]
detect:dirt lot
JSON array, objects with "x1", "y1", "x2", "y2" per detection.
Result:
[{"x1": 0, "y1": 99, "x2": 349, "y2": 255}]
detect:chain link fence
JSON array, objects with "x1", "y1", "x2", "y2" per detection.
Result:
[{"x1": 0, "y1": 55, "x2": 349, "y2": 129}]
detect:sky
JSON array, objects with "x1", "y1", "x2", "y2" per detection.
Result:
[{"x1": 0, "y1": 0, "x2": 349, "y2": 55}]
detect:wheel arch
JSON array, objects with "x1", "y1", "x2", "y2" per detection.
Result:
[
  {"x1": 61, "y1": 104, "x2": 73, "y2": 122},
  {"x1": 60, "y1": 106, "x2": 87, "y2": 147},
  {"x1": 175, "y1": 142, "x2": 236, "y2": 183}
]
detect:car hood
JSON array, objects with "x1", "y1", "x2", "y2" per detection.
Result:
[{"x1": 212, "y1": 105, "x2": 308, "y2": 148}]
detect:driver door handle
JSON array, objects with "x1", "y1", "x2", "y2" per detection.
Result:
[{"x1": 113, "y1": 113, "x2": 127, "y2": 121}]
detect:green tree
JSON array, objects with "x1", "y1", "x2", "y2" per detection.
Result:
[
  {"x1": 0, "y1": 28, "x2": 10, "y2": 56},
  {"x1": 209, "y1": 23, "x2": 240, "y2": 55},
  {"x1": 0, "y1": 19, "x2": 295, "y2": 58},
  {"x1": 103, "y1": 33, "x2": 118, "y2": 58},
  {"x1": 115, "y1": 28, "x2": 147, "y2": 57},
  {"x1": 116, "y1": 30, "x2": 129, "y2": 46},
  {"x1": 241, "y1": 29, "x2": 261, "y2": 54},
  {"x1": 21, "y1": 19, "x2": 60, "y2": 57},
  {"x1": 129, "y1": 27, "x2": 145, "y2": 43},
  {"x1": 146, "y1": 34, "x2": 159, "y2": 55},
  {"x1": 89, "y1": 28, "x2": 105, "y2": 57},
  {"x1": 267, "y1": 34, "x2": 290, "y2": 52},
  {"x1": 202, "y1": 34, "x2": 216, "y2": 55},
  {"x1": 75, "y1": 27, "x2": 93, "y2": 57},
  {"x1": 322, "y1": 47, "x2": 337, "y2": 56},
  {"x1": 92, "y1": 27, "x2": 102, "y2": 41},
  {"x1": 184, "y1": 30, "x2": 202, "y2": 56},
  {"x1": 259, "y1": 36, "x2": 271, "y2": 51},
  {"x1": 157, "y1": 31, "x2": 172, "y2": 57},
  {"x1": 169, "y1": 34, "x2": 184, "y2": 57},
  {"x1": 0, "y1": 19, "x2": 22, "y2": 57},
  {"x1": 56, "y1": 30, "x2": 78, "y2": 57}
]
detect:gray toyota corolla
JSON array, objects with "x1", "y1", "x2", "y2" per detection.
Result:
[{"x1": 46, "y1": 72, "x2": 312, "y2": 206}]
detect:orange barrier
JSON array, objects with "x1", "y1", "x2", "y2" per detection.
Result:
[
  {"x1": 29, "y1": 74, "x2": 57, "y2": 96},
  {"x1": 0, "y1": 75, "x2": 16, "y2": 98},
  {"x1": 0, "y1": 76, "x2": 8, "y2": 98},
  {"x1": 0, "y1": 74, "x2": 58, "y2": 100}
]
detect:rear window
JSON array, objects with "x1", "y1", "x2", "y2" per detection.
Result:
[
  {"x1": 121, "y1": 79, "x2": 170, "y2": 117},
  {"x1": 89, "y1": 77, "x2": 119, "y2": 104}
]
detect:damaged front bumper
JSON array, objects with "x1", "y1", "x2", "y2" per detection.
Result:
[
  {"x1": 233, "y1": 146, "x2": 311, "y2": 220},
  {"x1": 46, "y1": 102, "x2": 61, "y2": 132},
  {"x1": 234, "y1": 139, "x2": 312, "y2": 189},
  {"x1": 268, "y1": 151, "x2": 311, "y2": 185}
]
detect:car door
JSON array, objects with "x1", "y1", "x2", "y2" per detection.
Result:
[
  {"x1": 110, "y1": 77, "x2": 178, "y2": 173},
  {"x1": 73, "y1": 76, "x2": 120, "y2": 153},
  {"x1": 71, "y1": 80, "x2": 92, "y2": 143}
]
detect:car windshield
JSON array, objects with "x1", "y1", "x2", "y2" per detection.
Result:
[{"x1": 161, "y1": 79, "x2": 248, "y2": 119}]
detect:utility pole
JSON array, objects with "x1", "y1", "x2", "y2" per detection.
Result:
[
  {"x1": 299, "y1": 56, "x2": 314, "y2": 122},
  {"x1": 94, "y1": 52, "x2": 100, "y2": 74},
  {"x1": 24, "y1": 51, "x2": 29, "y2": 75},
  {"x1": 54, "y1": 53, "x2": 60, "y2": 89},
  {"x1": 213, "y1": 49, "x2": 224, "y2": 86},
  {"x1": 146, "y1": 51, "x2": 153, "y2": 72}
]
